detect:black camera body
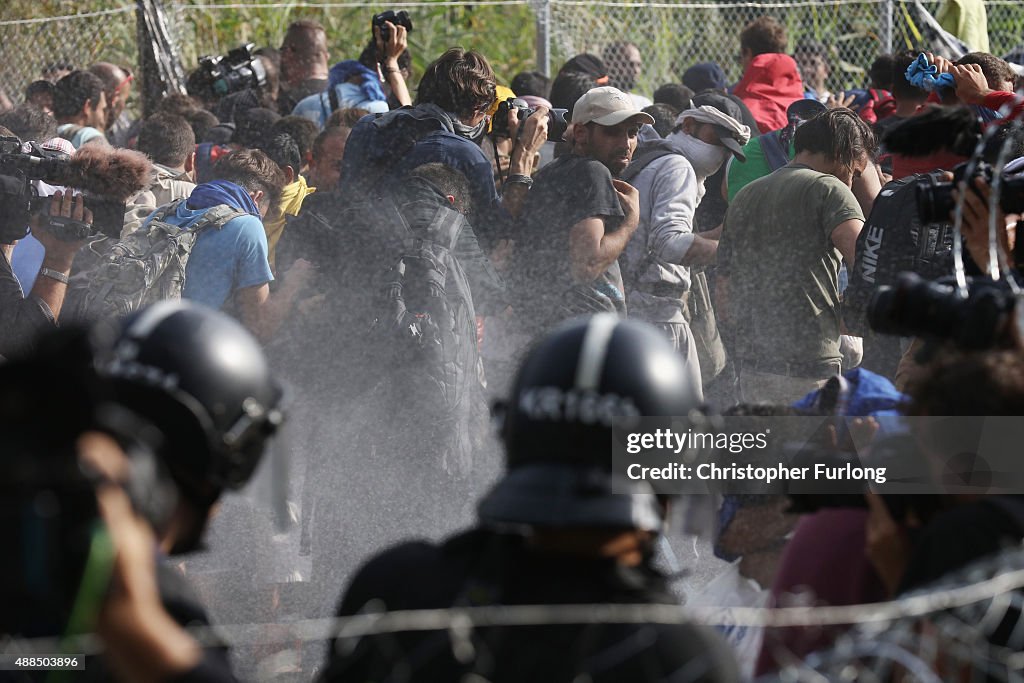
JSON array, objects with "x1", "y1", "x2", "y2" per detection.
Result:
[
  {"x1": 917, "y1": 161, "x2": 1024, "y2": 225},
  {"x1": 491, "y1": 97, "x2": 569, "y2": 143},
  {"x1": 194, "y1": 44, "x2": 266, "y2": 100},
  {"x1": 869, "y1": 271, "x2": 1018, "y2": 350},
  {"x1": 0, "y1": 139, "x2": 125, "y2": 242},
  {"x1": 372, "y1": 10, "x2": 413, "y2": 43}
]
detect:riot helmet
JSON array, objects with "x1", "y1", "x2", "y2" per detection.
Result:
[
  {"x1": 480, "y1": 314, "x2": 703, "y2": 532},
  {"x1": 94, "y1": 301, "x2": 284, "y2": 509}
]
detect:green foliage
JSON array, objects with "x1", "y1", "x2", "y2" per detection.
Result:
[{"x1": 174, "y1": 1, "x2": 538, "y2": 87}]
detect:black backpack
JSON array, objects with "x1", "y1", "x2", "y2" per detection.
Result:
[{"x1": 844, "y1": 175, "x2": 954, "y2": 336}]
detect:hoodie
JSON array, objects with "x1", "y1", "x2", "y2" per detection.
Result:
[{"x1": 733, "y1": 53, "x2": 805, "y2": 134}]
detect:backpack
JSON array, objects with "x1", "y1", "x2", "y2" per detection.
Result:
[
  {"x1": 63, "y1": 199, "x2": 245, "y2": 322},
  {"x1": 369, "y1": 196, "x2": 473, "y2": 395},
  {"x1": 843, "y1": 176, "x2": 954, "y2": 336}
]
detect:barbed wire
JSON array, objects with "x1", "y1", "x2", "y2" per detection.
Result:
[
  {"x1": 4, "y1": 544, "x2": 1024, "y2": 658},
  {"x1": 0, "y1": 7, "x2": 134, "y2": 27}
]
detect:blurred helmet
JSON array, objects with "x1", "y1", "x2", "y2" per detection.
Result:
[
  {"x1": 480, "y1": 314, "x2": 702, "y2": 532},
  {"x1": 95, "y1": 301, "x2": 284, "y2": 506}
]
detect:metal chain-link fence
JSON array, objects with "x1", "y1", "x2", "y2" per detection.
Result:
[
  {"x1": 0, "y1": 1, "x2": 1021, "y2": 110},
  {"x1": 0, "y1": 4, "x2": 137, "y2": 109},
  {"x1": 544, "y1": 0, "x2": 1024, "y2": 97}
]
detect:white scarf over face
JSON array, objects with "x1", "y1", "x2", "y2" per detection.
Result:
[{"x1": 672, "y1": 105, "x2": 752, "y2": 178}]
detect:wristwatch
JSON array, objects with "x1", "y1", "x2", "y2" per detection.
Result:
[{"x1": 38, "y1": 267, "x2": 70, "y2": 285}]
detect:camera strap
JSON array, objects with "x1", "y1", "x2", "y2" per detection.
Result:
[{"x1": 328, "y1": 85, "x2": 340, "y2": 115}]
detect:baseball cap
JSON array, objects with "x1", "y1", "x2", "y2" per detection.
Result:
[
  {"x1": 682, "y1": 62, "x2": 727, "y2": 92},
  {"x1": 678, "y1": 91, "x2": 752, "y2": 161},
  {"x1": 571, "y1": 86, "x2": 655, "y2": 127}
]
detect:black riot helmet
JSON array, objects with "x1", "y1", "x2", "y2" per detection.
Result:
[
  {"x1": 94, "y1": 301, "x2": 284, "y2": 509},
  {"x1": 480, "y1": 314, "x2": 703, "y2": 532}
]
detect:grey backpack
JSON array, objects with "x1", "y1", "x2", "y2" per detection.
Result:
[{"x1": 64, "y1": 199, "x2": 245, "y2": 322}]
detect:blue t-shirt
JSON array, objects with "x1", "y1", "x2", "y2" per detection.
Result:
[
  {"x1": 292, "y1": 82, "x2": 389, "y2": 129},
  {"x1": 146, "y1": 203, "x2": 273, "y2": 310},
  {"x1": 11, "y1": 233, "x2": 45, "y2": 293}
]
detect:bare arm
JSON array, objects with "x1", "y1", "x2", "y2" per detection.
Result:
[
  {"x1": 852, "y1": 162, "x2": 884, "y2": 218},
  {"x1": 830, "y1": 218, "x2": 864, "y2": 270},
  {"x1": 376, "y1": 23, "x2": 411, "y2": 107},
  {"x1": 501, "y1": 108, "x2": 550, "y2": 219},
  {"x1": 568, "y1": 180, "x2": 640, "y2": 283},
  {"x1": 234, "y1": 259, "x2": 315, "y2": 342}
]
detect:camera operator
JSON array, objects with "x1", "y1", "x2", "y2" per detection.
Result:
[
  {"x1": 0, "y1": 144, "x2": 92, "y2": 357},
  {"x1": 213, "y1": 53, "x2": 280, "y2": 125}
]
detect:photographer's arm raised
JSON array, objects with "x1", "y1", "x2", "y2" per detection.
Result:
[
  {"x1": 375, "y1": 22, "x2": 412, "y2": 107},
  {"x1": 501, "y1": 108, "x2": 549, "y2": 219}
]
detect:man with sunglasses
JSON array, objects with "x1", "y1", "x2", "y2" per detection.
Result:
[{"x1": 89, "y1": 62, "x2": 134, "y2": 147}]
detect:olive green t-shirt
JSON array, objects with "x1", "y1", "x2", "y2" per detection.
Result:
[{"x1": 719, "y1": 164, "x2": 864, "y2": 370}]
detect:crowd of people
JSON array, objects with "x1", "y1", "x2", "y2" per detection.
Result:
[{"x1": 3, "y1": 8, "x2": 1024, "y2": 682}]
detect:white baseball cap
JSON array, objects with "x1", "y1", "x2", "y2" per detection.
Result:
[{"x1": 571, "y1": 86, "x2": 655, "y2": 127}]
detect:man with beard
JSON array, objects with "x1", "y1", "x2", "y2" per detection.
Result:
[
  {"x1": 620, "y1": 92, "x2": 751, "y2": 397},
  {"x1": 509, "y1": 86, "x2": 650, "y2": 339},
  {"x1": 602, "y1": 42, "x2": 652, "y2": 109}
]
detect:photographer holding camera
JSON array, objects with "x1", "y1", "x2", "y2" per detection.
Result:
[
  {"x1": 340, "y1": 47, "x2": 549, "y2": 242},
  {"x1": 292, "y1": 13, "x2": 412, "y2": 128}
]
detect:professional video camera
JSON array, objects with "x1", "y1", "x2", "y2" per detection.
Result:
[
  {"x1": 491, "y1": 97, "x2": 569, "y2": 142},
  {"x1": 869, "y1": 271, "x2": 1019, "y2": 350},
  {"x1": 191, "y1": 44, "x2": 266, "y2": 100},
  {"x1": 0, "y1": 138, "x2": 152, "y2": 243},
  {"x1": 372, "y1": 10, "x2": 413, "y2": 43},
  {"x1": 917, "y1": 161, "x2": 1024, "y2": 224}
]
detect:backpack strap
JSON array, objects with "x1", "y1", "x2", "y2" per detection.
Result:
[
  {"x1": 760, "y1": 130, "x2": 791, "y2": 172},
  {"x1": 148, "y1": 200, "x2": 246, "y2": 233},
  {"x1": 189, "y1": 204, "x2": 248, "y2": 232},
  {"x1": 619, "y1": 141, "x2": 681, "y2": 183},
  {"x1": 328, "y1": 85, "x2": 340, "y2": 115}
]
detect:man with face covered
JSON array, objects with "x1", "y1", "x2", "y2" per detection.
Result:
[
  {"x1": 510, "y1": 86, "x2": 651, "y2": 338},
  {"x1": 620, "y1": 92, "x2": 751, "y2": 396}
]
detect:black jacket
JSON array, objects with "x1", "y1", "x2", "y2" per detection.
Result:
[
  {"x1": 320, "y1": 529, "x2": 739, "y2": 683},
  {"x1": 0, "y1": 249, "x2": 55, "y2": 359}
]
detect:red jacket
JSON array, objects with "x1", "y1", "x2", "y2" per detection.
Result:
[{"x1": 733, "y1": 53, "x2": 805, "y2": 134}]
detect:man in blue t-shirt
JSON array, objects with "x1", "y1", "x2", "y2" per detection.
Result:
[{"x1": 146, "y1": 149, "x2": 313, "y2": 340}]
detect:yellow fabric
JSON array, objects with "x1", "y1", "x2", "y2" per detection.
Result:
[
  {"x1": 265, "y1": 175, "x2": 315, "y2": 269},
  {"x1": 486, "y1": 85, "x2": 517, "y2": 134},
  {"x1": 935, "y1": 0, "x2": 989, "y2": 52}
]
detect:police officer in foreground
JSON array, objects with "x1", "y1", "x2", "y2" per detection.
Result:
[
  {"x1": 95, "y1": 300, "x2": 285, "y2": 680},
  {"x1": 320, "y1": 314, "x2": 739, "y2": 682},
  {"x1": 2, "y1": 301, "x2": 285, "y2": 682}
]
